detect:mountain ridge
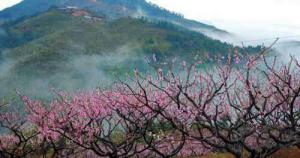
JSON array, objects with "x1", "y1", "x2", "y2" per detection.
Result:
[{"x1": 0, "y1": 0, "x2": 229, "y2": 36}]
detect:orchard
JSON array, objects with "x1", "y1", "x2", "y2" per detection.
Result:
[{"x1": 1, "y1": 52, "x2": 300, "y2": 158}]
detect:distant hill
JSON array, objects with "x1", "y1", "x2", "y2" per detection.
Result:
[
  {"x1": 0, "y1": 8, "x2": 260, "y2": 98},
  {"x1": 0, "y1": 0, "x2": 228, "y2": 36}
]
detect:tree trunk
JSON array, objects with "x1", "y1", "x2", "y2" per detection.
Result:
[
  {"x1": 109, "y1": 152, "x2": 118, "y2": 158},
  {"x1": 249, "y1": 152, "x2": 267, "y2": 158},
  {"x1": 233, "y1": 152, "x2": 243, "y2": 158}
]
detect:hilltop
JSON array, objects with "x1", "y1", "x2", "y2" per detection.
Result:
[{"x1": 0, "y1": 0, "x2": 228, "y2": 37}]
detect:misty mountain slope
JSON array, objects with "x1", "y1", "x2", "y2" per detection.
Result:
[
  {"x1": 0, "y1": 0, "x2": 228, "y2": 36},
  {"x1": 0, "y1": 8, "x2": 249, "y2": 98},
  {"x1": 4, "y1": 11, "x2": 232, "y2": 76}
]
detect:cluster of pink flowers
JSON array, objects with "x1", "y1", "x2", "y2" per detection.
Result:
[
  {"x1": 0, "y1": 135, "x2": 19, "y2": 151},
  {"x1": 0, "y1": 54, "x2": 300, "y2": 158}
]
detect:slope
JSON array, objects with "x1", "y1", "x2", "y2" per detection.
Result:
[{"x1": 0, "y1": 8, "x2": 253, "y2": 98}]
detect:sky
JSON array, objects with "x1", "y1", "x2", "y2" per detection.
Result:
[
  {"x1": 0, "y1": 0, "x2": 22, "y2": 10},
  {"x1": 147, "y1": 0, "x2": 300, "y2": 40},
  {"x1": 1, "y1": 0, "x2": 300, "y2": 40}
]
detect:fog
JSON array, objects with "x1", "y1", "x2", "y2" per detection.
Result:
[
  {"x1": 0, "y1": 47, "x2": 151, "y2": 100},
  {"x1": 272, "y1": 41, "x2": 300, "y2": 61}
]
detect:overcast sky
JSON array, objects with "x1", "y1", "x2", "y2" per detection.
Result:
[
  {"x1": 0, "y1": 0, "x2": 21, "y2": 10},
  {"x1": 147, "y1": 0, "x2": 300, "y2": 39},
  {"x1": 1, "y1": 0, "x2": 300, "y2": 40}
]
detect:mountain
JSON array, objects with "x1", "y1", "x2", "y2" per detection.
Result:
[
  {"x1": 0, "y1": 8, "x2": 236, "y2": 76},
  {"x1": 0, "y1": 0, "x2": 228, "y2": 37},
  {"x1": 0, "y1": 1, "x2": 261, "y2": 98},
  {"x1": 0, "y1": 8, "x2": 261, "y2": 98}
]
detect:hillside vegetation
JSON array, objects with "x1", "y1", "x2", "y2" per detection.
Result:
[{"x1": 0, "y1": 8, "x2": 261, "y2": 98}]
